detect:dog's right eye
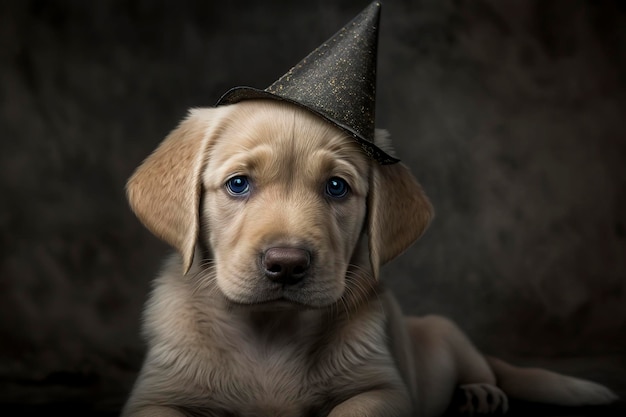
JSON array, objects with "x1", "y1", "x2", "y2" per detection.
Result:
[{"x1": 226, "y1": 176, "x2": 250, "y2": 196}]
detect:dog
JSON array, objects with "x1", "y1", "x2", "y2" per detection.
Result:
[{"x1": 123, "y1": 99, "x2": 618, "y2": 416}]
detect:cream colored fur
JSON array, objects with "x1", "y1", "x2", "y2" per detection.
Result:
[{"x1": 123, "y1": 99, "x2": 617, "y2": 417}]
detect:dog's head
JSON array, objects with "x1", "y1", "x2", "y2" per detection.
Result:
[{"x1": 127, "y1": 100, "x2": 432, "y2": 308}]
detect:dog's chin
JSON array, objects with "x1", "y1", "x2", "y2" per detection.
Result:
[
  {"x1": 235, "y1": 298, "x2": 312, "y2": 312},
  {"x1": 220, "y1": 290, "x2": 340, "y2": 311}
]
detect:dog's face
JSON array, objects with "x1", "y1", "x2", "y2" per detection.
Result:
[
  {"x1": 127, "y1": 99, "x2": 432, "y2": 309},
  {"x1": 202, "y1": 102, "x2": 369, "y2": 307}
]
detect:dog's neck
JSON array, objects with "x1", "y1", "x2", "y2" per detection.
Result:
[{"x1": 232, "y1": 305, "x2": 328, "y2": 343}]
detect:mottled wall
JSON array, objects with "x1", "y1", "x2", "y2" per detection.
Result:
[{"x1": 1, "y1": 0, "x2": 624, "y2": 411}]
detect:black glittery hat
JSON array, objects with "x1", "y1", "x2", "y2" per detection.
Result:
[{"x1": 216, "y1": 2, "x2": 398, "y2": 164}]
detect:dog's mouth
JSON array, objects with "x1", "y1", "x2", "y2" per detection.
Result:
[
  {"x1": 218, "y1": 280, "x2": 343, "y2": 310},
  {"x1": 226, "y1": 290, "x2": 337, "y2": 309}
]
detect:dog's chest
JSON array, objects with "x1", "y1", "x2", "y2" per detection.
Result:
[
  {"x1": 229, "y1": 341, "x2": 316, "y2": 413},
  {"x1": 201, "y1": 310, "x2": 392, "y2": 416},
  {"x1": 208, "y1": 320, "x2": 327, "y2": 411}
]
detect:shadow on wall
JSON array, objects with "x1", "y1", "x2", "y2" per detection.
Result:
[{"x1": 0, "y1": 0, "x2": 624, "y2": 412}]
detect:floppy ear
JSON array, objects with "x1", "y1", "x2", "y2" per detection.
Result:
[
  {"x1": 126, "y1": 107, "x2": 231, "y2": 274},
  {"x1": 367, "y1": 155, "x2": 434, "y2": 277}
]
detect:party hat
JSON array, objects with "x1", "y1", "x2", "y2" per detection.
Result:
[{"x1": 216, "y1": 2, "x2": 398, "y2": 164}]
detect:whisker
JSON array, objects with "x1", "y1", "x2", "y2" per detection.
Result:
[
  {"x1": 187, "y1": 261, "x2": 219, "y2": 297},
  {"x1": 339, "y1": 290, "x2": 352, "y2": 320},
  {"x1": 343, "y1": 263, "x2": 382, "y2": 313}
]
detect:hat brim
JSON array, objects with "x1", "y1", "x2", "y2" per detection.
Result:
[{"x1": 216, "y1": 86, "x2": 399, "y2": 165}]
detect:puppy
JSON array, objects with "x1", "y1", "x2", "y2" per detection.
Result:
[{"x1": 123, "y1": 99, "x2": 617, "y2": 416}]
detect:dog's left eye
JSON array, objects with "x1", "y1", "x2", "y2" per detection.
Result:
[
  {"x1": 226, "y1": 176, "x2": 250, "y2": 196},
  {"x1": 325, "y1": 177, "x2": 349, "y2": 199}
]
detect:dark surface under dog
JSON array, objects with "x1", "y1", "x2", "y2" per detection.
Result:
[
  {"x1": 2, "y1": 368, "x2": 625, "y2": 417},
  {"x1": 1, "y1": 0, "x2": 624, "y2": 414}
]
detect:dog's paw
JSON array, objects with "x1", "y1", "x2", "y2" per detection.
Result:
[{"x1": 458, "y1": 383, "x2": 509, "y2": 415}]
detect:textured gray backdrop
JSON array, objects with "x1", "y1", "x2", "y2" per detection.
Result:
[{"x1": 1, "y1": 0, "x2": 624, "y2": 414}]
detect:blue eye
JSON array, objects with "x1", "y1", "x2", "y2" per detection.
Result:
[
  {"x1": 325, "y1": 177, "x2": 349, "y2": 198},
  {"x1": 226, "y1": 176, "x2": 250, "y2": 196}
]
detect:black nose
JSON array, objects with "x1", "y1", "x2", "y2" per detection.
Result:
[{"x1": 263, "y1": 247, "x2": 311, "y2": 285}]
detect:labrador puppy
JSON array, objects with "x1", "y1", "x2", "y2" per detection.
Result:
[{"x1": 123, "y1": 99, "x2": 617, "y2": 417}]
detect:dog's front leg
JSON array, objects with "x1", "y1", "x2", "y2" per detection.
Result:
[
  {"x1": 328, "y1": 388, "x2": 412, "y2": 417},
  {"x1": 125, "y1": 405, "x2": 229, "y2": 417},
  {"x1": 124, "y1": 405, "x2": 186, "y2": 417}
]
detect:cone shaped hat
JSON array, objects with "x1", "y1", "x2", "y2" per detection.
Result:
[{"x1": 216, "y1": 2, "x2": 398, "y2": 164}]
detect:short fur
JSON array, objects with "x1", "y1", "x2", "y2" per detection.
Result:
[{"x1": 124, "y1": 100, "x2": 617, "y2": 417}]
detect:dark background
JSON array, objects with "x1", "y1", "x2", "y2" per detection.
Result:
[{"x1": 1, "y1": 0, "x2": 625, "y2": 415}]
